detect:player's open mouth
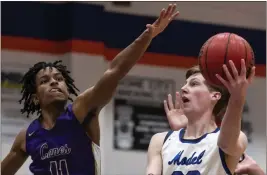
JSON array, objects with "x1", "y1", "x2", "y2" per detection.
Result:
[
  {"x1": 50, "y1": 88, "x2": 62, "y2": 93},
  {"x1": 182, "y1": 97, "x2": 189, "y2": 103}
]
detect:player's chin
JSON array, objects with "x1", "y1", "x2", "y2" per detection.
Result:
[
  {"x1": 49, "y1": 96, "x2": 68, "y2": 104},
  {"x1": 183, "y1": 107, "x2": 192, "y2": 115}
]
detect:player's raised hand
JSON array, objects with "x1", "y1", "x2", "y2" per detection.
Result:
[
  {"x1": 216, "y1": 59, "x2": 256, "y2": 100},
  {"x1": 146, "y1": 4, "x2": 179, "y2": 38},
  {"x1": 164, "y1": 92, "x2": 188, "y2": 131}
]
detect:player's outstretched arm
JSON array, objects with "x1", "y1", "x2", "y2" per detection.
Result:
[
  {"x1": 146, "y1": 132, "x2": 167, "y2": 175},
  {"x1": 72, "y1": 4, "x2": 179, "y2": 122},
  {"x1": 216, "y1": 59, "x2": 256, "y2": 157},
  {"x1": 1, "y1": 129, "x2": 28, "y2": 175}
]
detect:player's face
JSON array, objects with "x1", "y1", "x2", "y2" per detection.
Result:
[
  {"x1": 181, "y1": 73, "x2": 220, "y2": 116},
  {"x1": 34, "y1": 67, "x2": 69, "y2": 107}
]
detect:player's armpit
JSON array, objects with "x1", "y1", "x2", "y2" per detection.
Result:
[
  {"x1": 84, "y1": 110, "x2": 101, "y2": 146},
  {"x1": 1, "y1": 129, "x2": 28, "y2": 175},
  {"x1": 218, "y1": 132, "x2": 248, "y2": 174},
  {"x1": 146, "y1": 132, "x2": 167, "y2": 175}
]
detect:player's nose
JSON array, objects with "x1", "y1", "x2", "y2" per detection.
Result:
[
  {"x1": 181, "y1": 85, "x2": 188, "y2": 94},
  {"x1": 50, "y1": 78, "x2": 59, "y2": 87}
]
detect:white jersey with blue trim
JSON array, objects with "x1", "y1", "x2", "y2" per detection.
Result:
[{"x1": 162, "y1": 128, "x2": 232, "y2": 175}]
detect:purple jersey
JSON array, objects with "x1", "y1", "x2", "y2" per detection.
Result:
[{"x1": 26, "y1": 104, "x2": 97, "y2": 175}]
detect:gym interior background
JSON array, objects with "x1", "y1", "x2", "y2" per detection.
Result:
[{"x1": 1, "y1": 1, "x2": 266, "y2": 174}]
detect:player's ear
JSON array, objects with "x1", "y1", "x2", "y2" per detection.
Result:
[
  {"x1": 32, "y1": 94, "x2": 39, "y2": 105},
  {"x1": 211, "y1": 91, "x2": 221, "y2": 102}
]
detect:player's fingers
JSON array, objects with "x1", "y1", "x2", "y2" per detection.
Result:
[
  {"x1": 145, "y1": 24, "x2": 153, "y2": 33},
  {"x1": 222, "y1": 64, "x2": 234, "y2": 84},
  {"x1": 229, "y1": 60, "x2": 239, "y2": 80},
  {"x1": 168, "y1": 94, "x2": 174, "y2": 109},
  {"x1": 169, "y1": 4, "x2": 176, "y2": 16},
  {"x1": 240, "y1": 59, "x2": 247, "y2": 78},
  {"x1": 247, "y1": 66, "x2": 255, "y2": 84},
  {"x1": 176, "y1": 92, "x2": 184, "y2": 109},
  {"x1": 174, "y1": 92, "x2": 180, "y2": 109},
  {"x1": 165, "y1": 4, "x2": 173, "y2": 18},
  {"x1": 156, "y1": 9, "x2": 165, "y2": 25},
  {"x1": 216, "y1": 74, "x2": 230, "y2": 90},
  {"x1": 164, "y1": 100, "x2": 169, "y2": 113},
  {"x1": 169, "y1": 11, "x2": 179, "y2": 21}
]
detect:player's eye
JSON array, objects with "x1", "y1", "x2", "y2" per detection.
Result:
[
  {"x1": 40, "y1": 79, "x2": 48, "y2": 84},
  {"x1": 190, "y1": 81, "x2": 198, "y2": 86},
  {"x1": 56, "y1": 77, "x2": 64, "y2": 81}
]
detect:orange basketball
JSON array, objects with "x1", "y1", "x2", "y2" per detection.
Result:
[{"x1": 198, "y1": 33, "x2": 255, "y2": 87}]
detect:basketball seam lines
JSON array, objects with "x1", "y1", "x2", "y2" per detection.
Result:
[
  {"x1": 204, "y1": 37, "x2": 216, "y2": 84},
  {"x1": 224, "y1": 33, "x2": 232, "y2": 64},
  {"x1": 242, "y1": 40, "x2": 248, "y2": 64},
  {"x1": 242, "y1": 40, "x2": 255, "y2": 78},
  {"x1": 223, "y1": 33, "x2": 232, "y2": 78}
]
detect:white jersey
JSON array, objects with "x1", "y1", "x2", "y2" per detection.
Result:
[
  {"x1": 92, "y1": 142, "x2": 101, "y2": 175},
  {"x1": 162, "y1": 128, "x2": 232, "y2": 175}
]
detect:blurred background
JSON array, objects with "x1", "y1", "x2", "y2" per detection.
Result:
[{"x1": 1, "y1": 1, "x2": 266, "y2": 174}]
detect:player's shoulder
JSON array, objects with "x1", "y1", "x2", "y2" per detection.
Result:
[
  {"x1": 26, "y1": 118, "x2": 42, "y2": 133},
  {"x1": 148, "y1": 132, "x2": 169, "y2": 152},
  {"x1": 12, "y1": 128, "x2": 27, "y2": 152},
  {"x1": 17, "y1": 128, "x2": 27, "y2": 139},
  {"x1": 153, "y1": 131, "x2": 168, "y2": 139},
  {"x1": 150, "y1": 132, "x2": 167, "y2": 144},
  {"x1": 65, "y1": 103, "x2": 97, "y2": 124},
  {"x1": 150, "y1": 131, "x2": 174, "y2": 146}
]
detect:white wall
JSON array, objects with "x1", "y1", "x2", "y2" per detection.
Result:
[{"x1": 1, "y1": 50, "x2": 266, "y2": 174}]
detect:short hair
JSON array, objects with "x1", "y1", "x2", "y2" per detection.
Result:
[
  {"x1": 19, "y1": 60, "x2": 79, "y2": 117},
  {"x1": 185, "y1": 66, "x2": 230, "y2": 119}
]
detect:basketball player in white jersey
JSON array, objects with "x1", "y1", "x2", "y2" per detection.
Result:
[
  {"x1": 164, "y1": 93, "x2": 265, "y2": 175},
  {"x1": 146, "y1": 60, "x2": 256, "y2": 175}
]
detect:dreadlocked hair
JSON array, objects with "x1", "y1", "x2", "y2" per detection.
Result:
[{"x1": 19, "y1": 60, "x2": 79, "y2": 118}]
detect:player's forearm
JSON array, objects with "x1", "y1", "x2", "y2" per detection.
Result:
[
  {"x1": 108, "y1": 29, "x2": 153, "y2": 79},
  {"x1": 146, "y1": 164, "x2": 162, "y2": 175},
  {"x1": 218, "y1": 96, "x2": 245, "y2": 155},
  {"x1": 72, "y1": 29, "x2": 153, "y2": 118},
  {"x1": 1, "y1": 152, "x2": 28, "y2": 175}
]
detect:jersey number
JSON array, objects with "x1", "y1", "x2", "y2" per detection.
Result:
[
  {"x1": 172, "y1": 170, "x2": 200, "y2": 175},
  {"x1": 50, "y1": 159, "x2": 69, "y2": 175}
]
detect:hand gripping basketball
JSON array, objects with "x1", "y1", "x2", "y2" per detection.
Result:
[
  {"x1": 146, "y1": 4, "x2": 179, "y2": 38},
  {"x1": 164, "y1": 92, "x2": 188, "y2": 130},
  {"x1": 198, "y1": 33, "x2": 255, "y2": 87},
  {"x1": 216, "y1": 59, "x2": 256, "y2": 99}
]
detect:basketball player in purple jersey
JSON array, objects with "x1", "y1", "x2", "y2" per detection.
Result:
[{"x1": 1, "y1": 4, "x2": 179, "y2": 175}]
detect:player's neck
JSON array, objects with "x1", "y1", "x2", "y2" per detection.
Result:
[
  {"x1": 40, "y1": 103, "x2": 66, "y2": 130},
  {"x1": 184, "y1": 111, "x2": 217, "y2": 139}
]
